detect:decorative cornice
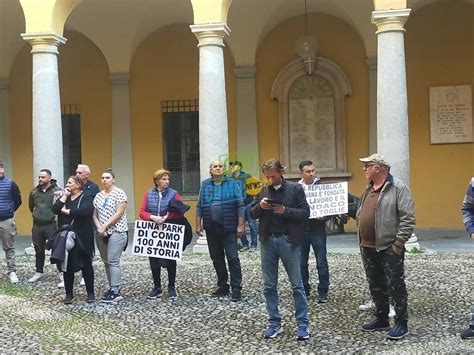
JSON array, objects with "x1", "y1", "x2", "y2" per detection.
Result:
[
  {"x1": 190, "y1": 23, "x2": 230, "y2": 47},
  {"x1": 233, "y1": 66, "x2": 256, "y2": 79},
  {"x1": 109, "y1": 73, "x2": 131, "y2": 85},
  {"x1": 372, "y1": 8, "x2": 411, "y2": 34},
  {"x1": 21, "y1": 32, "x2": 67, "y2": 54}
]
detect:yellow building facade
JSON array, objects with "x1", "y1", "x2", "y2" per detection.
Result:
[{"x1": 0, "y1": 0, "x2": 472, "y2": 234}]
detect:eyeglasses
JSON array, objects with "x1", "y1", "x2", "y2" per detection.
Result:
[{"x1": 102, "y1": 196, "x2": 109, "y2": 207}]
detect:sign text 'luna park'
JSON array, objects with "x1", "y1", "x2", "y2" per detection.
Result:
[
  {"x1": 302, "y1": 182, "x2": 348, "y2": 218},
  {"x1": 133, "y1": 221, "x2": 184, "y2": 261}
]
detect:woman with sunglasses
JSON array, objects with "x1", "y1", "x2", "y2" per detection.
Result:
[
  {"x1": 93, "y1": 168, "x2": 128, "y2": 303},
  {"x1": 52, "y1": 175, "x2": 95, "y2": 304}
]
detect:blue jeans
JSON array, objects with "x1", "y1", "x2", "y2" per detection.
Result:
[
  {"x1": 240, "y1": 205, "x2": 258, "y2": 248},
  {"x1": 260, "y1": 234, "x2": 308, "y2": 327},
  {"x1": 300, "y1": 229, "x2": 330, "y2": 295}
]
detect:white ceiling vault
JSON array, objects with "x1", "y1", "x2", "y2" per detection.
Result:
[{"x1": 0, "y1": 0, "x2": 470, "y2": 77}]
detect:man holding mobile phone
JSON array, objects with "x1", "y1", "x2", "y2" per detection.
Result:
[{"x1": 251, "y1": 159, "x2": 310, "y2": 341}]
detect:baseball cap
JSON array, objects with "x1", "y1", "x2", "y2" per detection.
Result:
[{"x1": 359, "y1": 153, "x2": 390, "y2": 168}]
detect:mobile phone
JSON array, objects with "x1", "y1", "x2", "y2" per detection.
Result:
[{"x1": 266, "y1": 198, "x2": 283, "y2": 205}]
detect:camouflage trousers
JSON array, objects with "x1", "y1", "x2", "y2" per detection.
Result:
[{"x1": 361, "y1": 246, "x2": 408, "y2": 325}]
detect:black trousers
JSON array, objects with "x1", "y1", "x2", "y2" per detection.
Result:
[
  {"x1": 64, "y1": 258, "x2": 94, "y2": 296},
  {"x1": 149, "y1": 257, "x2": 177, "y2": 288},
  {"x1": 361, "y1": 246, "x2": 408, "y2": 325},
  {"x1": 206, "y1": 229, "x2": 242, "y2": 291}
]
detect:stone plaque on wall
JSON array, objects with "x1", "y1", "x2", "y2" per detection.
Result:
[
  {"x1": 288, "y1": 97, "x2": 336, "y2": 172},
  {"x1": 287, "y1": 75, "x2": 336, "y2": 173},
  {"x1": 429, "y1": 85, "x2": 473, "y2": 144}
]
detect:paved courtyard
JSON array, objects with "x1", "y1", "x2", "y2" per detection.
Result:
[{"x1": 0, "y1": 251, "x2": 472, "y2": 353}]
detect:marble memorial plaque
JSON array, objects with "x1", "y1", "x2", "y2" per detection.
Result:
[
  {"x1": 289, "y1": 97, "x2": 336, "y2": 172},
  {"x1": 430, "y1": 85, "x2": 473, "y2": 144}
]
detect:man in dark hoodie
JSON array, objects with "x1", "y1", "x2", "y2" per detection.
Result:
[{"x1": 27, "y1": 169, "x2": 62, "y2": 283}]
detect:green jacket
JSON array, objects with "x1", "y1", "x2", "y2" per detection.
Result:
[{"x1": 29, "y1": 180, "x2": 62, "y2": 225}]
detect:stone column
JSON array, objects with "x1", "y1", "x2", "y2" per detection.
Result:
[
  {"x1": 0, "y1": 79, "x2": 12, "y2": 174},
  {"x1": 110, "y1": 73, "x2": 135, "y2": 221},
  {"x1": 190, "y1": 23, "x2": 230, "y2": 254},
  {"x1": 372, "y1": 9, "x2": 411, "y2": 186},
  {"x1": 190, "y1": 23, "x2": 230, "y2": 178},
  {"x1": 21, "y1": 32, "x2": 66, "y2": 185},
  {"x1": 233, "y1": 66, "x2": 259, "y2": 177},
  {"x1": 366, "y1": 58, "x2": 377, "y2": 154}
]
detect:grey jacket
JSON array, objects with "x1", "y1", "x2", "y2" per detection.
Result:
[{"x1": 356, "y1": 174, "x2": 415, "y2": 250}]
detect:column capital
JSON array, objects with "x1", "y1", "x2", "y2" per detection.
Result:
[
  {"x1": 233, "y1": 66, "x2": 256, "y2": 79},
  {"x1": 0, "y1": 79, "x2": 9, "y2": 90},
  {"x1": 109, "y1": 73, "x2": 131, "y2": 85},
  {"x1": 190, "y1": 23, "x2": 230, "y2": 47},
  {"x1": 21, "y1": 32, "x2": 67, "y2": 54},
  {"x1": 371, "y1": 8, "x2": 411, "y2": 34}
]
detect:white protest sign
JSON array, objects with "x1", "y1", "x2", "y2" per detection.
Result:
[
  {"x1": 302, "y1": 182, "x2": 348, "y2": 218},
  {"x1": 132, "y1": 220, "x2": 184, "y2": 261}
]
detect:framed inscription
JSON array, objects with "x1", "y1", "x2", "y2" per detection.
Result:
[{"x1": 429, "y1": 85, "x2": 473, "y2": 144}]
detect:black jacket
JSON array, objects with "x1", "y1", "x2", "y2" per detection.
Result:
[
  {"x1": 52, "y1": 193, "x2": 94, "y2": 271},
  {"x1": 251, "y1": 179, "x2": 309, "y2": 245}
]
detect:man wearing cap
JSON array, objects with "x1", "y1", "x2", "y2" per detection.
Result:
[
  {"x1": 27, "y1": 169, "x2": 62, "y2": 283},
  {"x1": 356, "y1": 153, "x2": 415, "y2": 340},
  {"x1": 0, "y1": 162, "x2": 22, "y2": 283},
  {"x1": 230, "y1": 161, "x2": 258, "y2": 252}
]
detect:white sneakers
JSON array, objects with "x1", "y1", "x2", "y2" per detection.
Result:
[
  {"x1": 359, "y1": 300, "x2": 396, "y2": 318},
  {"x1": 56, "y1": 274, "x2": 84, "y2": 288},
  {"x1": 9, "y1": 271, "x2": 18, "y2": 284},
  {"x1": 389, "y1": 305, "x2": 396, "y2": 318},
  {"x1": 359, "y1": 300, "x2": 374, "y2": 311},
  {"x1": 27, "y1": 272, "x2": 44, "y2": 283}
]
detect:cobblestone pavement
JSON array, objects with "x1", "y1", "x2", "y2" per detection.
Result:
[{"x1": 0, "y1": 252, "x2": 472, "y2": 353}]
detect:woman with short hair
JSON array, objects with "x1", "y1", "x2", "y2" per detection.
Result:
[{"x1": 139, "y1": 169, "x2": 186, "y2": 300}]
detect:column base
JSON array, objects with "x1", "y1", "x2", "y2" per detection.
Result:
[{"x1": 193, "y1": 235, "x2": 210, "y2": 254}]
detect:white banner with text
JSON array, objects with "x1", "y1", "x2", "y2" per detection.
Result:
[
  {"x1": 132, "y1": 220, "x2": 184, "y2": 261},
  {"x1": 302, "y1": 182, "x2": 348, "y2": 218}
]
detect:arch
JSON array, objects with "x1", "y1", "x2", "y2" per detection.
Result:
[{"x1": 271, "y1": 57, "x2": 352, "y2": 177}]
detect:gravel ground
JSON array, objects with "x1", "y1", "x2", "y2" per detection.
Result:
[{"x1": 0, "y1": 251, "x2": 472, "y2": 353}]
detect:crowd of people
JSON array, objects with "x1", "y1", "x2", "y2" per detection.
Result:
[{"x1": 0, "y1": 156, "x2": 472, "y2": 341}]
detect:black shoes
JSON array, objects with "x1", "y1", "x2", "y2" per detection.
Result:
[
  {"x1": 461, "y1": 326, "x2": 474, "y2": 339},
  {"x1": 168, "y1": 286, "x2": 178, "y2": 300},
  {"x1": 318, "y1": 291, "x2": 328, "y2": 304},
  {"x1": 361, "y1": 318, "x2": 391, "y2": 332},
  {"x1": 148, "y1": 287, "x2": 163, "y2": 300},
  {"x1": 231, "y1": 289, "x2": 241, "y2": 302},
  {"x1": 64, "y1": 294, "x2": 74, "y2": 305},
  {"x1": 386, "y1": 324, "x2": 409, "y2": 340},
  {"x1": 87, "y1": 293, "x2": 96, "y2": 303},
  {"x1": 211, "y1": 287, "x2": 230, "y2": 297}
]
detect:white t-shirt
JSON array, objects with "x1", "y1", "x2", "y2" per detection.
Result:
[{"x1": 93, "y1": 186, "x2": 128, "y2": 234}]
